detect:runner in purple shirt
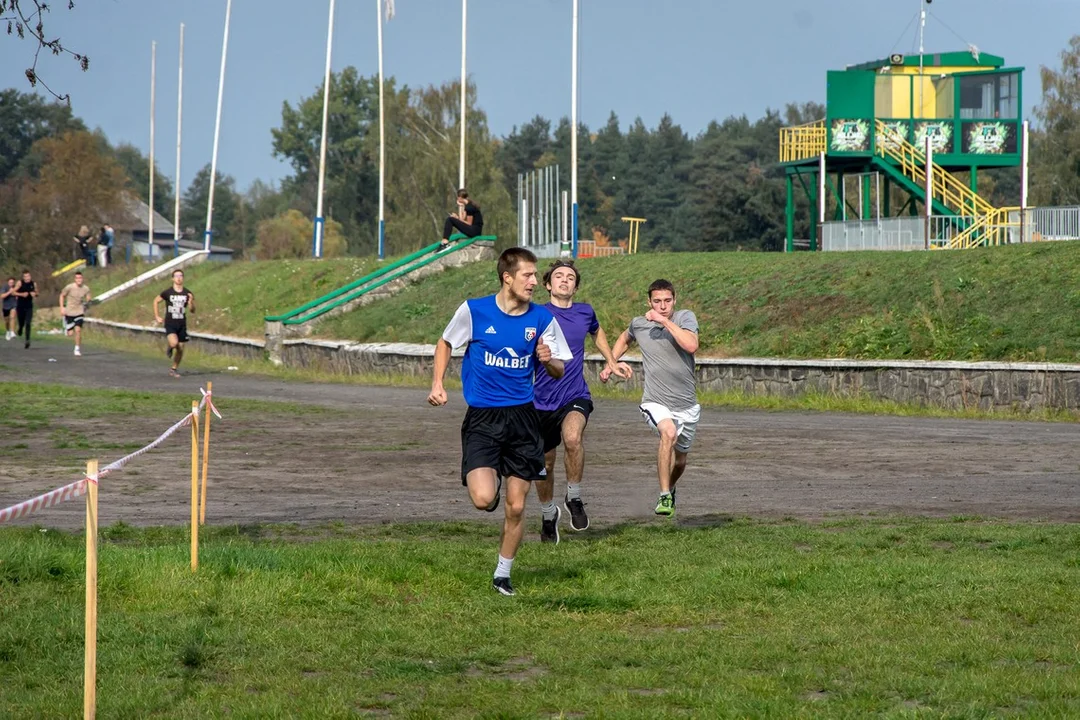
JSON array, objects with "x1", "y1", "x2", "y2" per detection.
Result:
[{"x1": 533, "y1": 260, "x2": 631, "y2": 542}]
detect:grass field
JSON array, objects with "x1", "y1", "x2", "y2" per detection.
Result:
[
  {"x1": 2, "y1": 519, "x2": 1079, "y2": 717},
  {"x1": 89, "y1": 242, "x2": 1080, "y2": 363},
  {"x1": 87, "y1": 256, "x2": 385, "y2": 336},
  {"x1": 1, "y1": 382, "x2": 1079, "y2": 716}
]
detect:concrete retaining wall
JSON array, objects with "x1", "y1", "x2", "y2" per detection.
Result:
[
  {"x1": 86, "y1": 319, "x2": 265, "y2": 362},
  {"x1": 85, "y1": 319, "x2": 1080, "y2": 411}
]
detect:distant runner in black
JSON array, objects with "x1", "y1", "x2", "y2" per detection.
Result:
[
  {"x1": 153, "y1": 269, "x2": 196, "y2": 378},
  {"x1": 13, "y1": 269, "x2": 37, "y2": 349}
]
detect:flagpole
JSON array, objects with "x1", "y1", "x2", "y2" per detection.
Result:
[
  {"x1": 174, "y1": 23, "x2": 184, "y2": 258},
  {"x1": 377, "y1": 0, "x2": 386, "y2": 260},
  {"x1": 570, "y1": 0, "x2": 579, "y2": 259},
  {"x1": 314, "y1": 0, "x2": 336, "y2": 259},
  {"x1": 149, "y1": 41, "x2": 156, "y2": 261},
  {"x1": 205, "y1": 0, "x2": 233, "y2": 253},
  {"x1": 459, "y1": 0, "x2": 467, "y2": 190}
]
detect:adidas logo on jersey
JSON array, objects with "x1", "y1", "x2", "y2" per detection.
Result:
[{"x1": 485, "y1": 326, "x2": 497, "y2": 334}]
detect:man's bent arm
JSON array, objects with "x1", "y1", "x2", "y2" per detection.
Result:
[
  {"x1": 592, "y1": 327, "x2": 619, "y2": 369},
  {"x1": 609, "y1": 330, "x2": 633, "y2": 362},
  {"x1": 661, "y1": 318, "x2": 699, "y2": 354},
  {"x1": 431, "y1": 339, "x2": 452, "y2": 389},
  {"x1": 542, "y1": 358, "x2": 565, "y2": 379}
]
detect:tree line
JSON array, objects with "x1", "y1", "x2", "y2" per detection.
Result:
[{"x1": 3, "y1": 35, "x2": 1080, "y2": 272}]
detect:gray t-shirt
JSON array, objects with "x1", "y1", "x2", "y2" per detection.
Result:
[{"x1": 626, "y1": 309, "x2": 699, "y2": 411}]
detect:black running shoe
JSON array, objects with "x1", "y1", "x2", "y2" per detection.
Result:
[
  {"x1": 484, "y1": 475, "x2": 502, "y2": 513},
  {"x1": 564, "y1": 494, "x2": 590, "y2": 532},
  {"x1": 492, "y1": 576, "x2": 515, "y2": 596},
  {"x1": 540, "y1": 505, "x2": 561, "y2": 544}
]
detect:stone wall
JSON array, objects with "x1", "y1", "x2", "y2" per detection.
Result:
[
  {"x1": 86, "y1": 319, "x2": 266, "y2": 362},
  {"x1": 85, "y1": 320, "x2": 1080, "y2": 411}
]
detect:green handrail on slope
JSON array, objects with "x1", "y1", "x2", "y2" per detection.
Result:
[
  {"x1": 282, "y1": 234, "x2": 492, "y2": 325},
  {"x1": 265, "y1": 241, "x2": 443, "y2": 322},
  {"x1": 266, "y1": 233, "x2": 494, "y2": 325}
]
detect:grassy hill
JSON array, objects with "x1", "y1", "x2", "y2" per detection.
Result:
[
  {"x1": 92, "y1": 243, "x2": 1080, "y2": 362},
  {"x1": 90, "y1": 256, "x2": 381, "y2": 337}
]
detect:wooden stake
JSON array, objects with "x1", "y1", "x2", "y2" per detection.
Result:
[
  {"x1": 190, "y1": 401, "x2": 199, "y2": 572},
  {"x1": 200, "y1": 381, "x2": 211, "y2": 525},
  {"x1": 84, "y1": 459, "x2": 98, "y2": 720}
]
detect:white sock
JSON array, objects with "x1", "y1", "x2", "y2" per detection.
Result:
[
  {"x1": 566, "y1": 483, "x2": 582, "y2": 501},
  {"x1": 494, "y1": 554, "x2": 514, "y2": 579},
  {"x1": 541, "y1": 500, "x2": 557, "y2": 520}
]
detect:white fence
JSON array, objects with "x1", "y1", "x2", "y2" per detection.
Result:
[
  {"x1": 822, "y1": 206, "x2": 1080, "y2": 252},
  {"x1": 1027, "y1": 206, "x2": 1080, "y2": 241}
]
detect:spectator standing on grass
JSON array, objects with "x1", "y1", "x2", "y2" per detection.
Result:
[
  {"x1": 59, "y1": 271, "x2": 92, "y2": 357},
  {"x1": 532, "y1": 259, "x2": 632, "y2": 543},
  {"x1": 603, "y1": 279, "x2": 700, "y2": 518},
  {"x1": 13, "y1": 269, "x2": 37, "y2": 349},
  {"x1": 73, "y1": 225, "x2": 94, "y2": 266},
  {"x1": 153, "y1": 269, "x2": 196, "y2": 378},
  {"x1": 2, "y1": 277, "x2": 17, "y2": 341},
  {"x1": 428, "y1": 247, "x2": 572, "y2": 596},
  {"x1": 97, "y1": 224, "x2": 114, "y2": 268},
  {"x1": 439, "y1": 189, "x2": 483, "y2": 250}
]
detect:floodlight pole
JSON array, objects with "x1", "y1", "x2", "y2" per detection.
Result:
[
  {"x1": 377, "y1": 0, "x2": 386, "y2": 260},
  {"x1": 174, "y1": 24, "x2": 184, "y2": 259},
  {"x1": 149, "y1": 41, "x2": 156, "y2": 261},
  {"x1": 570, "y1": 0, "x2": 579, "y2": 258},
  {"x1": 314, "y1": 0, "x2": 336, "y2": 259},
  {"x1": 459, "y1": 0, "x2": 467, "y2": 190},
  {"x1": 205, "y1": 0, "x2": 233, "y2": 253}
]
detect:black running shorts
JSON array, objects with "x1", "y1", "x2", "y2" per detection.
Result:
[
  {"x1": 63, "y1": 314, "x2": 84, "y2": 329},
  {"x1": 536, "y1": 397, "x2": 594, "y2": 453},
  {"x1": 460, "y1": 403, "x2": 546, "y2": 485},
  {"x1": 164, "y1": 322, "x2": 189, "y2": 343}
]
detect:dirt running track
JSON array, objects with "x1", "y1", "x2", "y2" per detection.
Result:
[{"x1": 2, "y1": 341, "x2": 1078, "y2": 531}]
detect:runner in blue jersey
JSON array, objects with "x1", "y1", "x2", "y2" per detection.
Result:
[
  {"x1": 532, "y1": 260, "x2": 631, "y2": 543},
  {"x1": 428, "y1": 247, "x2": 572, "y2": 597}
]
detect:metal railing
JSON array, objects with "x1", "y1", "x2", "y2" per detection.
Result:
[
  {"x1": 779, "y1": 120, "x2": 826, "y2": 163},
  {"x1": 821, "y1": 216, "x2": 974, "y2": 252},
  {"x1": 264, "y1": 234, "x2": 491, "y2": 325},
  {"x1": 873, "y1": 120, "x2": 994, "y2": 218},
  {"x1": 1029, "y1": 206, "x2": 1080, "y2": 241}
]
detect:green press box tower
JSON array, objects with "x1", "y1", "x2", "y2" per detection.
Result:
[{"x1": 780, "y1": 50, "x2": 1024, "y2": 250}]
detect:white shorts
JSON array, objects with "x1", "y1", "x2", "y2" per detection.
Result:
[{"x1": 639, "y1": 402, "x2": 701, "y2": 454}]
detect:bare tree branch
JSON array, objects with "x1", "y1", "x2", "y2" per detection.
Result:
[{"x1": 1, "y1": 0, "x2": 89, "y2": 103}]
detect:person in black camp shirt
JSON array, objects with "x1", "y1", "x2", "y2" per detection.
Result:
[
  {"x1": 440, "y1": 189, "x2": 484, "y2": 250},
  {"x1": 153, "y1": 269, "x2": 196, "y2": 378},
  {"x1": 13, "y1": 269, "x2": 37, "y2": 349}
]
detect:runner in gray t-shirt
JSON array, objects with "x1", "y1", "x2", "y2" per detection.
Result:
[{"x1": 603, "y1": 279, "x2": 700, "y2": 518}]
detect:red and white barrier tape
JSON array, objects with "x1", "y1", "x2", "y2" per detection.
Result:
[
  {"x1": 200, "y1": 387, "x2": 222, "y2": 420},
  {"x1": 0, "y1": 387, "x2": 220, "y2": 524}
]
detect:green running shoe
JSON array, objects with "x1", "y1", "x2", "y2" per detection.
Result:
[{"x1": 654, "y1": 493, "x2": 675, "y2": 517}]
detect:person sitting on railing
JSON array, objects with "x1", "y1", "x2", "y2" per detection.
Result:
[{"x1": 440, "y1": 189, "x2": 483, "y2": 250}]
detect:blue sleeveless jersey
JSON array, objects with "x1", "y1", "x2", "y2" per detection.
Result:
[{"x1": 442, "y1": 295, "x2": 572, "y2": 408}]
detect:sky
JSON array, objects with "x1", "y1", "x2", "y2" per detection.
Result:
[{"x1": 2, "y1": 0, "x2": 1079, "y2": 194}]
